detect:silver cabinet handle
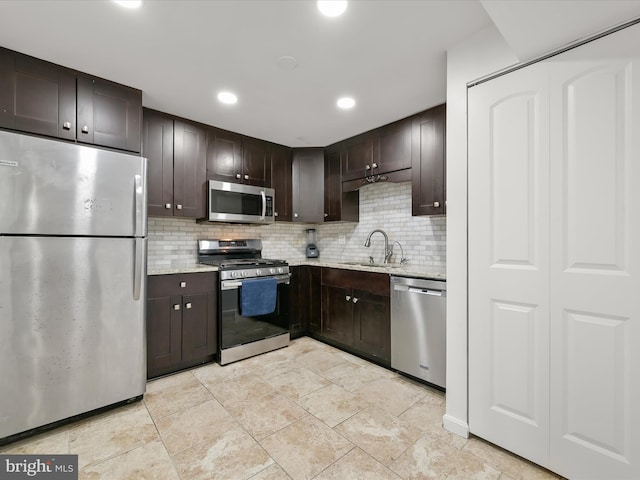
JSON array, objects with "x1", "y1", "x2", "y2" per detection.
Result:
[
  {"x1": 165, "y1": 203, "x2": 172, "y2": 209},
  {"x1": 185, "y1": 302, "x2": 192, "y2": 309},
  {"x1": 365, "y1": 164, "x2": 371, "y2": 170},
  {"x1": 294, "y1": 213, "x2": 299, "y2": 218},
  {"x1": 274, "y1": 212, "x2": 279, "y2": 217},
  {"x1": 244, "y1": 174, "x2": 249, "y2": 180},
  {"x1": 81, "y1": 125, "x2": 89, "y2": 134},
  {"x1": 176, "y1": 204, "x2": 183, "y2": 210},
  {"x1": 236, "y1": 173, "x2": 241, "y2": 179},
  {"x1": 62, "y1": 121, "x2": 71, "y2": 130},
  {"x1": 324, "y1": 213, "x2": 328, "y2": 217},
  {"x1": 434, "y1": 201, "x2": 440, "y2": 208},
  {"x1": 372, "y1": 163, "x2": 378, "y2": 168},
  {"x1": 353, "y1": 297, "x2": 358, "y2": 304},
  {"x1": 180, "y1": 281, "x2": 187, "y2": 288},
  {"x1": 173, "y1": 304, "x2": 180, "y2": 311},
  {"x1": 346, "y1": 295, "x2": 351, "y2": 302}
]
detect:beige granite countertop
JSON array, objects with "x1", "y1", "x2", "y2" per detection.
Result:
[{"x1": 148, "y1": 260, "x2": 445, "y2": 281}]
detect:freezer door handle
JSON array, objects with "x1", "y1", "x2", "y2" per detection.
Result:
[
  {"x1": 134, "y1": 174, "x2": 143, "y2": 237},
  {"x1": 133, "y1": 238, "x2": 143, "y2": 300}
]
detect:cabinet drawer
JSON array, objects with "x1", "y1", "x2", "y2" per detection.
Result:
[
  {"x1": 321, "y1": 268, "x2": 389, "y2": 296},
  {"x1": 148, "y1": 272, "x2": 217, "y2": 297}
]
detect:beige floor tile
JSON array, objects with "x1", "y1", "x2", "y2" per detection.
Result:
[
  {"x1": 2, "y1": 428, "x2": 70, "y2": 454},
  {"x1": 314, "y1": 447, "x2": 402, "y2": 480},
  {"x1": 248, "y1": 463, "x2": 292, "y2": 480},
  {"x1": 323, "y1": 360, "x2": 386, "y2": 392},
  {"x1": 463, "y1": 438, "x2": 559, "y2": 480},
  {"x1": 146, "y1": 370, "x2": 195, "y2": 394},
  {"x1": 225, "y1": 391, "x2": 308, "y2": 440},
  {"x1": 155, "y1": 399, "x2": 238, "y2": 455},
  {"x1": 265, "y1": 367, "x2": 331, "y2": 401},
  {"x1": 292, "y1": 348, "x2": 348, "y2": 374},
  {"x1": 79, "y1": 439, "x2": 179, "y2": 480},
  {"x1": 69, "y1": 402, "x2": 158, "y2": 470},
  {"x1": 296, "y1": 384, "x2": 364, "y2": 428},
  {"x1": 205, "y1": 372, "x2": 277, "y2": 406},
  {"x1": 260, "y1": 415, "x2": 354, "y2": 480},
  {"x1": 173, "y1": 427, "x2": 274, "y2": 480},
  {"x1": 144, "y1": 374, "x2": 213, "y2": 421},
  {"x1": 355, "y1": 376, "x2": 427, "y2": 416},
  {"x1": 399, "y1": 395, "x2": 446, "y2": 432},
  {"x1": 390, "y1": 434, "x2": 501, "y2": 480},
  {"x1": 334, "y1": 406, "x2": 423, "y2": 466},
  {"x1": 191, "y1": 361, "x2": 246, "y2": 385}
]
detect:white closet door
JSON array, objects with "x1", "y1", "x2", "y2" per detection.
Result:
[
  {"x1": 468, "y1": 63, "x2": 551, "y2": 467},
  {"x1": 548, "y1": 24, "x2": 640, "y2": 479}
]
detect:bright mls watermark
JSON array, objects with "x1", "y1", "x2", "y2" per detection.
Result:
[{"x1": 0, "y1": 455, "x2": 77, "y2": 479}]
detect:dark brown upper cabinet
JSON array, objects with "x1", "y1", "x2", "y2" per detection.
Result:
[
  {"x1": 0, "y1": 47, "x2": 142, "y2": 153},
  {"x1": 412, "y1": 103, "x2": 446, "y2": 216},
  {"x1": 206, "y1": 128, "x2": 271, "y2": 187},
  {"x1": 341, "y1": 132, "x2": 374, "y2": 181},
  {"x1": 270, "y1": 144, "x2": 293, "y2": 221},
  {"x1": 292, "y1": 148, "x2": 324, "y2": 223},
  {"x1": 374, "y1": 117, "x2": 412, "y2": 174},
  {"x1": 77, "y1": 74, "x2": 142, "y2": 153},
  {"x1": 143, "y1": 108, "x2": 206, "y2": 218},
  {"x1": 324, "y1": 146, "x2": 358, "y2": 222}
]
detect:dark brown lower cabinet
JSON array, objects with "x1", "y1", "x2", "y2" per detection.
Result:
[
  {"x1": 147, "y1": 272, "x2": 217, "y2": 378},
  {"x1": 289, "y1": 265, "x2": 321, "y2": 338},
  {"x1": 318, "y1": 268, "x2": 391, "y2": 365}
]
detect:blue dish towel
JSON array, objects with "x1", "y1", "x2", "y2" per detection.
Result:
[{"x1": 240, "y1": 277, "x2": 278, "y2": 317}]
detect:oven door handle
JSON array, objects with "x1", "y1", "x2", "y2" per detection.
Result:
[{"x1": 221, "y1": 273, "x2": 291, "y2": 290}]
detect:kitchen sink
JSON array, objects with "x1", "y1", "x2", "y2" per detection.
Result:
[{"x1": 340, "y1": 261, "x2": 402, "y2": 268}]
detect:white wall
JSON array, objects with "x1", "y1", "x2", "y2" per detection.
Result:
[{"x1": 444, "y1": 26, "x2": 518, "y2": 437}]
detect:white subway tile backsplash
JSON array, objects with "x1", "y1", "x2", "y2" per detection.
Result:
[{"x1": 147, "y1": 181, "x2": 446, "y2": 272}]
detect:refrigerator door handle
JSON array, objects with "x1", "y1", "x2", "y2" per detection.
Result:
[
  {"x1": 133, "y1": 238, "x2": 143, "y2": 300},
  {"x1": 134, "y1": 174, "x2": 143, "y2": 237}
]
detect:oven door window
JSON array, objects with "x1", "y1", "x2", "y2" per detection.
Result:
[
  {"x1": 211, "y1": 189, "x2": 262, "y2": 216},
  {"x1": 220, "y1": 282, "x2": 290, "y2": 350}
]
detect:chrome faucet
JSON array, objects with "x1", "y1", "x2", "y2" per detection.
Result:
[{"x1": 364, "y1": 229, "x2": 393, "y2": 264}]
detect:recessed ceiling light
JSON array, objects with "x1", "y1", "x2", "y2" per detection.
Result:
[
  {"x1": 317, "y1": 0, "x2": 347, "y2": 17},
  {"x1": 217, "y1": 91, "x2": 238, "y2": 105},
  {"x1": 113, "y1": 0, "x2": 142, "y2": 9},
  {"x1": 337, "y1": 97, "x2": 355, "y2": 109}
]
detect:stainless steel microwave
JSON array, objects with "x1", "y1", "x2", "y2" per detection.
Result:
[{"x1": 205, "y1": 180, "x2": 275, "y2": 224}]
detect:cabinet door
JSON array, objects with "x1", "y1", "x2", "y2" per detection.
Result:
[
  {"x1": 352, "y1": 290, "x2": 390, "y2": 364},
  {"x1": 146, "y1": 295, "x2": 182, "y2": 378},
  {"x1": 292, "y1": 148, "x2": 324, "y2": 222},
  {"x1": 77, "y1": 75, "x2": 142, "y2": 152},
  {"x1": 323, "y1": 147, "x2": 341, "y2": 222},
  {"x1": 342, "y1": 133, "x2": 374, "y2": 181},
  {"x1": 242, "y1": 137, "x2": 271, "y2": 186},
  {"x1": 174, "y1": 119, "x2": 206, "y2": 218},
  {"x1": 375, "y1": 117, "x2": 411, "y2": 174},
  {"x1": 321, "y1": 284, "x2": 353, "y2": 347},
  {"x1": 143, "y1": 109, "x2": 174, "y2": 217},
  {"x1": 206, "y1": 127, "x2": 242, "y2": 183},
  {"x1": 289, "y1": 266, "x2": 308, "y2": 338},
  {"x1": 0, "y1": 50, "x2": 75, "y2": 140},
  {"x1": 411, "y1": 104, "x2": 446, "y2": 216},
  {"x1": 271, "y1": 144, "x2": 292, "y2": 221},
  {"x1": 181, "y1": 292, "x2": 217, "y2": 363}
]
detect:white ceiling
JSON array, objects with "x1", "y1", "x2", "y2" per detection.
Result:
[{"x1": 0, "y1": 1, "x2": 638, "y2": 148}]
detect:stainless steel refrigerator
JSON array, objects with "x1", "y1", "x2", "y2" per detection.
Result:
[{"x1": 0, "y1": 130, "x2": 147, "y2": 441}]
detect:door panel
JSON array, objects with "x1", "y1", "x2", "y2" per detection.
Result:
[
  {"x1": 143, "y1": 109, "x2": 174, "y2": 217},
  {"x1": 174, "y1": 120, "x2": 206, "y2": 218},
  {"x1": 147, "y1": 295, "x2": 181, "y2": 375},
  {"x1": 468, "y1": 62, "x2": 550, "y2": 467},
  {"x1": 321, "y1": 285, "x2": 353, "y2": 346},
  {"x1": 549, "y1": 37, "x2": 640, "y2": 477}
]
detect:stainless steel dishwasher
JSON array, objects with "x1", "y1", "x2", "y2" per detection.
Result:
[{"x1": 390, "y1": 276, "x2": 446, "y2": 388}]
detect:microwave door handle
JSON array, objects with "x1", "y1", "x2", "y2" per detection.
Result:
[{"x1": 261, "y1": 190, "x2": 266, "y2": 220}]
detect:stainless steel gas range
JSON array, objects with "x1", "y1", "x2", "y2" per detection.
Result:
[{"x1": 198, "y1": 239, "x2": 291, "y2": 365}]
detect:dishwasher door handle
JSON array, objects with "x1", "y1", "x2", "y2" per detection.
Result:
[{"x1": 408, "y1": 287, "x2": 443, "y2": 296}]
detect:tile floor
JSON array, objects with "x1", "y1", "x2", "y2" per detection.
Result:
[{"x1": 1, "y1": 337, "x2": 562, "y2": 480}]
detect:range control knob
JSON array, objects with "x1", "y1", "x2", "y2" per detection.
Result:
[
  {"x1": 270, "y1": 268, "x2": 276, "y2": 274},
  {"x1": 277, "y1": 267, "x2": 284, "y2": 274},
  {"x1": 256, "y1": 269, "x2": 262, "y2": 276},
  {"x1": 241, "y1": 271, "x2": 248, "y2": 277},
  {"x1": 231, "y1": 271, "x2": 238, "y2": 278}
]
